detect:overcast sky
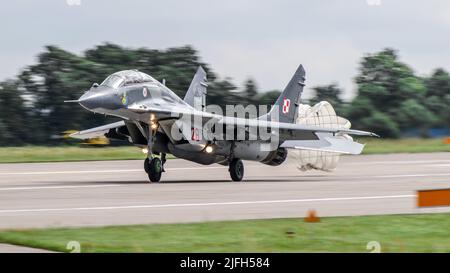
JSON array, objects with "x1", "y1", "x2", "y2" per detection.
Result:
[{"x1": 0, "y1": 0, "x2": 449, "y2": 100}]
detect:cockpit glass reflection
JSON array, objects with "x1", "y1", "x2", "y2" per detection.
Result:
[
  {"x1": 101, "y1": 70, "x2": 155, "y2": 89},
  {"x1": 101, "y1": 75, "x2": 124, "y2": 89}
]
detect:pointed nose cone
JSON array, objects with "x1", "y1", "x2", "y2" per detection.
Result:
[
  {"x1": 78, "y1": 91, "x2": 103, "y2": 110},
  {"x1": 78, "y1": 87, "x2": 122, "y2": 112}
]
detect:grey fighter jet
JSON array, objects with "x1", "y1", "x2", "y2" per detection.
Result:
[{"x1": 69, "y1": 65, "x2": 377, "y2": 182}]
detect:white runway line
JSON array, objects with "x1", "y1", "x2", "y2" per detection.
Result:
[
  {"x1": 374, "y1": 173, "x2": 450, "y2": 178},
  {"x1": 0, "y1": 194, "x2": 414, "y2": 214},
  {"x1": 429, "y1": 164, "x2": 450, "y2": 167},
  {"x1": 0, "y1": 184, "x2": 121, "y2": 191},
  {"x1": 345, "y1": 159, "x2": 450, "y2": 165}
]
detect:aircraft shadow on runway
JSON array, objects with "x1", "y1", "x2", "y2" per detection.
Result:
[{"x1": 75, "y1": 176, "x2": 333, "y2": 185}]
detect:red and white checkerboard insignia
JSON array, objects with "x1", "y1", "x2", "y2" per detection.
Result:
[
  {"x1": 142, "y1": 87, "x2": 148, "y2": 97},
  {"x1": 282, "y1": 98, "x2": 291, "y2": 114},
  {"x1": 191, "y1": 127, "x2": 200, "y2": 141}
]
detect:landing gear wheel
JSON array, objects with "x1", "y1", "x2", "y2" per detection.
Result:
[
  {"x1": 144, "y1": 158, "x2": 150, "y2": 174},
  {"x1": 229, "y1": 158, "x2": 244, "y2": 182},
  {"x1": 146, "y1": 157, "x2": 162, "y2": 182}
]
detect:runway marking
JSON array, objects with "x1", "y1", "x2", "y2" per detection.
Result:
[
  {"x1": 0, "y1": 184, "x2": 121, "y2": 191},
  {"x1": 345, "y1": 160, "x2": 450, "y2": 165},
  {"x1": 0, "y1": 194, "x2": 414, "y2": 214},
  {"x1": 429, "y1": 164, "x2": 450, "y2": 167},
  {"x1": 0, "y1": 166, "x2": 226, "y2": 176},
  {"x1": 373, "y1": 173, "x2": 450, "y2": 178}
]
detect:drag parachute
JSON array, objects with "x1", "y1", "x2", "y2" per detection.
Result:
[{"x1": 292, "y1": 101, "x2": 354, "y2": 172}]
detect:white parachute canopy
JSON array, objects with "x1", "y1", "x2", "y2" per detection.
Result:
[{"x1": 292, "y1": 101, "x2": 353, "y2": 172}]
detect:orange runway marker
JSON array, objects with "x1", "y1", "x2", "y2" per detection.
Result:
[
  {"x1": 304, "y1": 210, "x2": 320, "y2": 223},
  {"x1": 445, "y1": 138, "x2": 450, "y2": 144},
  {"x1": 417, "y1": 189, "x2": 450, "y2": 207}
]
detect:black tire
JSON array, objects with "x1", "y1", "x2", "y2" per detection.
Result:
[
  {"x1": 144, "y1": 158, "x2": 150, "y2": 174},
  {"x1": 147, "y1": 157, "x2": 162, "y2": 182},
  {"x1": 229, "y1": 158, "x2": 244, "y2": 181}
]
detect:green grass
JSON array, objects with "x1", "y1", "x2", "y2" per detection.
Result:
[
  {"x1": 0, "y1": 146, "x2": 145, "y2": 163},
  {"x1": 1, "y1": 213, "x2": 450, "y2": 252},
  {"x1": 358, "y1": 137, "x2": 450, "y2": 154},
  {"x1": 0, "y1": 138, "x2": 448, "y2": 163}
]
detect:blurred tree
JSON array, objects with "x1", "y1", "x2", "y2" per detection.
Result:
[
  {"x1": 207, "y1": 78, "x2": 239, "y2": 110},
  {"x1": 310, "y1": 83, "x2": 343, "y2": 105},
  {"x1": 359, "y1": 111, "x2": 401, "y2": 138},
  {"x1": 396, "y1": 99, "x2": 437, "y2": 137},
  {"x1": 257, "y1": 90, "x2": 281, "y2": 106},
  {"x1": 253, "y1": 90, "x2": 280, "y2": 116},
  {"x1": 242, "y1": 79, "x2": 258, "y2": 102},
  {"x1": 1, "y1": 44, "x2": 447, "y2": 145},
  {"x1": 0, "y1": 118, "x2": 12, "y2": 145},
  {"x1": 310, "y1": 83, "x2": 345, "y2": 114},
  {"x1": 0, "y1": 80, "x2": 29, "y2": 145},
  {"x1": 423, "y1": 68, "x2": 450, "y2": 128},
  {"x1": 354, "y1": 49, "x2": 426, "y2": 108},
  {"x1": 18, "y1": 44, "x2": 217, "y2": 142},
  {"x1": 347, "y1": 48, "x2": 431, "y2": 137},
  {"x1": 19, "y1": 46, "x2": 113, "y2": 143}
]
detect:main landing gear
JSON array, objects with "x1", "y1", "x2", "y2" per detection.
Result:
[{"x1": 229, "y1": 158, "x2": 244, "y2": 182}]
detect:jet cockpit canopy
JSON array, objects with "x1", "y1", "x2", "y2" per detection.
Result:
[{"x1": 101, "y1": 70, "x2": 155, "y2": 89}]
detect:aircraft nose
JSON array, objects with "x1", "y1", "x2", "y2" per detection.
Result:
[
  {"x1": 78, "y1": 91, "x2": 104, "y2": 110},
  {"x1": 78, "y1": 87, "x2": 123, "y2": 111}
]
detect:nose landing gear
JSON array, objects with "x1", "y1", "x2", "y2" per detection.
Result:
[
  {"x1": 144, "y1": 123, "x2": 165, "y2": 183},
  {"x1": 144, "y1": 157, "x2": 163, "y2": 182}
]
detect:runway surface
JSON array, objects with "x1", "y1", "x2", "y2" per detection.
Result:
[
  {"x1": 0, "y1": 153, "x2": 449, "y2": 229},
  {"x1": 0, "y1": 244, "x2": 53, "y2": 253}
]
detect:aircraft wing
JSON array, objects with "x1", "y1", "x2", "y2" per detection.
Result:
[
  {"x1": 127, "y1": 104, "x2": 376, "y2": 136},
  {"x1": 127, "y1": 103, "x2": 214, "y2": 118},
  {"x1": 280, "y1": 133, "x2": 365, "y2": 154},
  {"x1": 216, "y1": 116, "x2": 377, "y2": 137},
  {"x1": 126, "y1": 104, "x2": 376, "y2": 155},
  {"x1": 218, "y1": 117, "x2": 374, "y2": 154},
  {"x1": 126, "y1": 104, "x2": 377, "y2": 137},
  {"x1": 69, "y1": 121, "x2": 125, "y2": 139}
]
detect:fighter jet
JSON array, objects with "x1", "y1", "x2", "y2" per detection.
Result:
[{"x1": 69, "y1": 65, "x2": 377, "y2": 182}]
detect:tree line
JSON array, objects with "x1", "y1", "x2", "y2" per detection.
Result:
[
  {"x1": 313, "y1": 49, "x2": 449, "y2": 138},
  {"x1": 0, "y1": 44, "x2": 448, "y2": 145}
]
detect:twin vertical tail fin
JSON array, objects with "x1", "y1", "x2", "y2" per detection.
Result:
[
  {"x1": 185, "y1": 64, "x2": 305, "y2": 124},
  {"x1": 184, "y1": 66, "x2": 208, "y2": 111},
  {"x1": 262, "y1": 64, "x2": 306, "y2": 123}
]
